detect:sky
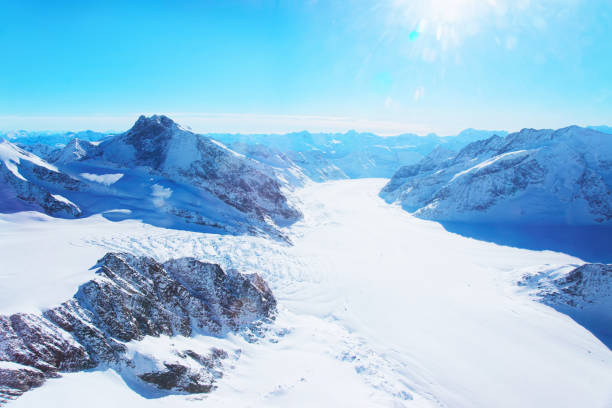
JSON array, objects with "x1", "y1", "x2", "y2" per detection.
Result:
[{"x1": 0, "y1": 0, "x2": 611, "y2": 135}]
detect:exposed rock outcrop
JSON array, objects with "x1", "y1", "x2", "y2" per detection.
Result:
[
  {"x1": 0, "y1": 253, "x2": 276, "y2": 401},
  {"x1": 519, "y1": 263, "x2": 612, "y2": 348}
]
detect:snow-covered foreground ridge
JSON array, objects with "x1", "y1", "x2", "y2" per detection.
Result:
[
  {"x1": 1, "y1": 179, "x2": 611, "y2": 407},
  {"x1": 0, "y1": 253, "x2": 276, "y2": 400}
]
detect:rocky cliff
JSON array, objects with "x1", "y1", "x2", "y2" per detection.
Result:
[{"x1": 0, "y1": 253, "x2": 276, "y2": 403}]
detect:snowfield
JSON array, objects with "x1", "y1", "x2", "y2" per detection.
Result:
[{"x1": 2, "y1": 179, "x2": 611, "y2": 407}]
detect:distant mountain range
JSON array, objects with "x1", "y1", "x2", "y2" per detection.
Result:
[
  {"x1": 211, "y1": 128, "x2": 508, "y2": 180},
  {"x1": 2, "y1": 129, "x2": 112, "y2": 147},
  {"x1": 4, "y1": 127, "x2": 509, "y2": 181}
]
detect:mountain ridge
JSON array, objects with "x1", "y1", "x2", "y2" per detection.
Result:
[{"x1": 381, "y1": 125, "x2": 612, "y2": 226}]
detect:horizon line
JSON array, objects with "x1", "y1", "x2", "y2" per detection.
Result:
[{"x1": 0, "y1": 113, "x2": 607, "y2": 137}]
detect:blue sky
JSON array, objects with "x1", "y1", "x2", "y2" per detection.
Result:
[{"x1": 1, "y1": 0, "x2": 611, "y2": 134}]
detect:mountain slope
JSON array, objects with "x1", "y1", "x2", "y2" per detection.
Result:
[
  {"x1": 381, "y1": 126, "x2": 612, "y2": 225},
  {"x1": 94, "y1": 115, "x2": 301, "y2": 227},
  {"x1": 0, "y1": 140, "x2": 81, "y2": 217}
]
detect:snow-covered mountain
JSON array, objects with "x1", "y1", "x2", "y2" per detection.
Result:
[
  {"x1": 381, "y1": 126, "x2": 612, "y2": 225},
  {"x1": 2, "y1": 178, "x2": 611, "y2": 408},
  {"x1": 0, "y1": 115, "x2": 302, "y2": 238},
  {"x1": 212, "y1": 129, "x2": 508, "y2": 180}
]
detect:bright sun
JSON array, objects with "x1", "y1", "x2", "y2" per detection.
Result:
[{"x1": 390, "y1": 0, "x2": 501, "y2": 46}]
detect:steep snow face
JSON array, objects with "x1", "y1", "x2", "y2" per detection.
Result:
[
  {"x1": 0, "y1": 140, "x2": 59, "y2": 179},
  {"x1": 381, "y1": 126, "x2": 612, "y2": 225},
  {"x1": 0, "y1": 140, "x2": 82, "y2": 217},
  {"x1": 225, "y1": 142, "x2": 309, "y2": 187},
  {"x1": 48, "y1": 138, "x2": 101, "y2": 165}
]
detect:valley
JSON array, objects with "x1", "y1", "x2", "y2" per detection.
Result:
[{"x1": 3, "y1": 179, "x2": 610, "y2": 407}]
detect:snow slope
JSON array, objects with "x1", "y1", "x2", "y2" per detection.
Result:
[
  {"x1": 2, "y1": 179, "x2": 610, "y2": 407},
  {"x1": 0, "y1": 140, "x2": 82, "y2": 217}
]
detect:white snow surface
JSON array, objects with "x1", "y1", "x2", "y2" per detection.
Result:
[
  {"x1": 2, "y1": 179, "x2": 611, "y2": 407},
  {"x1": 80, "y1": 172, "x2": 124, "y2": 186},
  {"x1": 50, "y1": 194, "x2": 79, "y2": 209},
  {"x1": 449, "y1": 149, "x2": 530, "y2": 182},
  {"x1": 0, "y1": 139, "x2": 59, "y2": 180}
]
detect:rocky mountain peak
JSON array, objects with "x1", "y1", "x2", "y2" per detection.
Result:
[
  {"x1": 110, "y1": 114, "x2": 187, "y2": 169},
  {"x1": 133, "y1": 114, "x2": 179, "y2": 132}
]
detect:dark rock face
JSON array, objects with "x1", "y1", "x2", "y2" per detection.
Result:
[
  {"x1": 0, "y1": 313, "x2": 93, "y2": 375},
  {"x1": 0, "y1": 253, "x2": 276, "y2": 400},
  {"x1": 0, "y1": 363, "x2": 46, "y2": 401},
  {"x1": 520, "y1": 263, "x2": 612, "y2": 348},
  {"x1": 522, "y1": 263, "x2": 612, "y2": 307}
]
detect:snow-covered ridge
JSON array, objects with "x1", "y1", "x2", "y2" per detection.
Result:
[
  {"x1": 381, "y1": 126, "x2": 612, "y2": 225},
  {"x1": 0, "y1": 140, "x2": 59, "y2": 180},
  {"x1": 0, "y1": 252, "x2": 276, "y2": 401}
]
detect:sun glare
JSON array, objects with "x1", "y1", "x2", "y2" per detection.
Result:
[{"x1": 390, "y1": 0, "x2": 501, "y2": 46}]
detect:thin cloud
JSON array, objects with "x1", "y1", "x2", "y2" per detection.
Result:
[{"x1": 0, "y1": 113, "x2": 433, "y2": 136}]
